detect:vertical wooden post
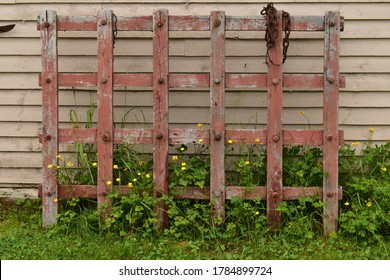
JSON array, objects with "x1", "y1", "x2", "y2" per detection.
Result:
[
  {"x1": 266, "y1": 11, "x2": 283, "y2": 231},
  {"x1": 323, "y1": 11, "x2": 340, "y2": 235},
  {"x1": 153, "y1": 9, "x2": 169, "y2": 231},
  {"x1": 97, "y1": 10, "x2": 114, "y2": 214},
  {"x1": 210, "y1": 11, "x2": 226, "y2": 222},
  {"x1": 40, "y1": 10, "x2": 59, "y2": 227}
]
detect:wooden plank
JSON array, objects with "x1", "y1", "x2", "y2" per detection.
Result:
[
  {"x1": 169, "y1": 15, "x2": 209, "y2": 31},
  {"x1": 57, "y1": 15, "x2": 97, "y2": 31},
  {"x1": 153, "y1": 9, "x2": 170, "y2": 230},
  {"x1": 40, "y1": 10, "x2": 59, "y2": 227},
  {"x1": 210, "y1": 11, "x2": 226, "y2": 222},
  {"x1": 323, "y1": 11, "x2": 341, "y2": 235},
  {"x1": 116, "y1": 16, "x2": 153, "y2": 31},
  {"x1": 97, "y1": 10, "x2": 114, "y2": 213},
  {"x1": 266, "y1": 11, "x2": 284, "y2": 232}
]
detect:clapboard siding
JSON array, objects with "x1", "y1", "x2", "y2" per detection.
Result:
[{"x1": 0, "y1": 0, "x2": 389, "y2": 198}]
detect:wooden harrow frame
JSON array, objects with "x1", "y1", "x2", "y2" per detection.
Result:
[{"x1": 38, "y1": 8, "x2": 344, "y2": 235}]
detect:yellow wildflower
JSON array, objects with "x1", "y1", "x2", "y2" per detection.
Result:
[
  {"x1": 227, "y1": 139, "x2": 233, "y2": 144},
  {"x1": 53, "y1": 198, "x2": 58, "y2": 203},
  {"x1": 56, "y1": 155, "x2": 61, "y2": 159},
  {"x1": 83, "y1": 153, "x2": 87, "y2": 157},
  {"x1": 67, "y1": 161, "x2": 74, "y2": 167},
  {"x1": 47, "y1": 164, "x2": 53, "y2": 169},
  {"x1": 344, "y1": 201, "x2": 350, "y2": 206},
  {"x1": 180, "y1": 147, "x2": 185, "y2": 151},
  {"x1": 197, "y1": 123, "x2": 203, "y2": 128},
  {"x1": 369, "y1": 128, "x2": 375, "y2": 133},
  {"x1": 145, "y1": 173, "x2": 151, "y2": 179},
  {"x1": 127, "y1": 182, "x2": 133, "y2": 188},
  {"x1": 113, "y1": 164, "x2": 119, "y2": 169},
  {"x1": 116, "y1": 178, "x2": 121, "y2": 182},
  {"x1": 92, "y1": 162, "x2": 97, "y2": 167},
  {"x1": 351, "y1": 142, "x2": 360, "y2": 147},
  {"x1": 106, "y1": 181, "x2": 112, "y2": 186},
  {"x1": 137, "y1": 172, "x2": 141, "y2": 176},
  {"x1": 138, "y1": 160, "x2": 145, "y2": 166},
  {"x1": 381, "y1": 167, "x2": 387, "y2": 172},
  {"x1": 172, "y1": 155, "x2": 178, "y2": 161},
  {"x1": 299, "y1": 111, "x2": 305, "y2": 116},
  {"x1": 366, "y1": 201, "x2": 372, "y2": 207},
  {"x1": 255, "y1": 138, "x2": 260, "y2": 143},
  {"x1": 181, "y1": 167, "x2": 186, "y2": 171},
  {"x1": 245, "y1": 161, "x2": 250, "y2": 165},
  {"x1": 181, "y1": 162, "x2": 187, "y2": 167},
  {"x1": 255, "y1": 211, "x2": 260, "y2": 215},
  {"x1": 56, "y1": 165, "x2": 61, "y2": 169},
  {"x1": 198, "y1": 138, "x2": 203, "y2": 144},
  {"x1": 132, "y1": 178, "x2": 137, "y2": 182}
]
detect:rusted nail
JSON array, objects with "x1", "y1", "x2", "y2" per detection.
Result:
[
  {"x1": 272, "y1": 79, "x2": 278, "y2": 85},
  {"x1": 46, "y1": 78, "x2": 51, "y2": 84},
  {"x1": 43, "y1": 21, "x2": 50, "y2": 28},
  {"x1": 272, "y1": 192, "x2": 278, "y2": 199},
  {"x1": 327, "y1": 75, "x2": 335, "y2": 84},
  {"x1": 214, "y1": 19, "x2": 221, "y2": 27},
  {"x1": 214, "y1": 78, "x2": 220, "y2": 84},
  {"x1": 327, "y1": 135, "x2": 333, "y2": 141},
  {"x1": 102, "y1": 78, "x2": 108, "y2": 84},
  {"x1": 327, "y1": 192, "x2": 333, "y2": 198},
  {"x1": 214, "y1": 132, "x2": 221, "y2": 141},
  {"x1": 47, "y1": 191, "x2": 52, "y2": 196},
  {"x1": 157, "y1": 21, "x2": 163, "y2": 27},
  {"x1": 156, "y1": 133, "x2": 163, "y2": 139},
  {"x1": 330, "y1": 20, "x2": 336, "y2": 27},
  {"x1": 102, "y1": 132, "x2": 111, "y2": 142},
  {"x1": 45, "y1": 134, "x2": 52, "y2": 141},
  {"x1": 272, "y1": 135, "x2": 280, "y2": 142},
  {"x1": 158, "y1": 78, "x2": 164, "y2": 84},
  {"x1": 215, "y1": 191, "x2": 222, "y2": 198},
  {"x1": 101, "y1": 19, "x2": 107, "y2": 26}
]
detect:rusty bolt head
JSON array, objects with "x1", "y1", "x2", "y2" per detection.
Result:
[
  {"x1": 102, "y1": 78, "x2": 108, "y2": 84},
  {"x1": 43, "y1": 21, "x2": 50, "y2": 28},
  {"x1": 275, "y1": 169, "x2": 282, "y2": 180},
  {"x1": 327, "y1": 192, "x2": 333, "y2": 198},
  {"x1": 214, "y1": 19, "x2": 221, "y2": 27},
  {"x1": 158, "y1": 78, "x2": 164, "y2": 84},
  {"x1": 272, "y1": 79, "x2": 279, "y2": 85},
  {"x1": 156, "y1": 133, "x2": 163, "y2": 139},
  {"x1": 214, "y1": 132, "x2": 221, "y2": 141},
  {"x1": 215, "y1": 191, "x2": 222, "y2": 198},
  {"x1": 47, "y1": 191, "x2": 52, "y2": 196},
  {"x1": 327, "y1": 75, "x2": 335, "y2": 84},
  {"x1": 157, "y1": 21, "x2": 163, "y2": 27},
  {"x1": 101, "y1": 19, "x2": 108, "y2": 26},
  {"x1": 102, "y1": 132, "x2": 111, "y2": 142},
  {"x1": 45, "y1": 134, "x2": 52, "y2": 141},
  {"x1": 272, "y1": 192, "x2": 279, "y2": 199},
  {"x1": 214, "y1": 78, "x2": 220, "y2": 85},
  {"x1": 327, "y1": 135, "x2": 333, "y2": 141},
  {"x1": 46, "y1": 78, "x2": 51, "y2": 84},
  {"x1": 272, "y1": 135, "x2": 280, "y2": 142},
  {"x1": 330, "y1": 20, "x2": 336, "y2": 27}
]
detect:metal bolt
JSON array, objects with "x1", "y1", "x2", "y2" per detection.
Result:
[
  {"x1": 214, "y1": 19, "x2": 221, "y2": 27},
  {"x1": 214, "y1": 78, "x2": 220, "y2": 85},
  {"x1": 101, "y1": 19, "x2": 107, "y2": 26},
  {"x1": 158, "y1": 78, "x2": 164, "y2": 84},
  {"x1": 102, "y1": 78, "x2": 108, "y2": 84},
  {"x1": 46, "y1": 78, "x2": 51, "y2": 84},
  {"x1": 214, "y1": 132, "x2": 221, "y2": 141},
  {"x1": 43, "y1": 21, "x2": 50, "y2": 28},
  {"x1": 272, "y1": 79, "x2": 278, "y2": 85},
  {"x1": 215, "y1": 191, "x2": 222, "y2": 198},
  {"x1": 327, "y1": 135, "x2": 333, "y2": 141},
  {"x1": 156, "y1": 133, "x2": 163, "y2": 139},
  {"x1": 157, "y1": 21, "x2": 163, "y2": 27},
  {"x1": 45, "y1": 134, "x2": 52, "y2": 141},
  {"x1": 327, "y1": 75, "x2": 335, "y2": 84},
  {"x1": 330, "y1": 20, "x2": 336, "y2": 27},
  {"x1": 272, "y1": 192, "x2": 279, "y2": 199},
  {"x1": 47, "y1": 191, "x2": 52, "y2": 196},
  {"x1": 102, "y1": 132, "x2": 111, "y2": 142},
  {"x1": 327, "y1": 192, "x2": 333, "y2": 198},
  {"x1": 272, "y1": 135, "x2": 280, "y2": 142}
]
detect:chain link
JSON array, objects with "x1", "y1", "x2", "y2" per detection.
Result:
[
  {"x1": 261, "y1": 3, "x2": 291, "y2": 65},
  {"x1": 113, "y1": 13, "x2": 118, "y2": 48}
]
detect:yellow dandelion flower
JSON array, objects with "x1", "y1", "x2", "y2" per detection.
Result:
[
  {"x1": 245, "y1": 161, "x2": 250, "y2": 165},
  {"x1": 127, "y1": 182, "x2": 133, "y2": 188},
  {"x1": 255, "y1": 211, "x2": 260, "y2": 215},
  {"x1": 116, "y1": 178, "x2": 121, "y2": 182},
  {"x1": 106, "y1": 180, "x2": 112, "y2": 186},
  {"x1": 369, "y1": 128, "x2": 375, "y2": 133},
  {"x1": 83, "y1": 153, "x2": 87, "y2": 157},
  {"x1": 181, "y1": 167, "x2": 186, "y2": 171},
  {"x1": 145, "y1": 173, "x2": 151, "y2": 179},
  {"x1": 53, "y1": 198, "x2": 58, "y2": 203},
  {"x1": 344, "y1": 201, "x2": 350, "y2": 206},
  {"x1": 56, "y1": 165, "x2": 61, "y2": 169},
  {"x1": 113, "y1": 164, "x2": 119, "y2": 169},
  {"x1": 56, "y1": 155, "x2": 61, "y2": 159},
  {"x1": 366, "y1": 201, "x2": 372, "y2": 207},
  {"x1": 227, "y1": 139, "x2": 233, "y2": 144},
  {"x1": 66, "y1": 161, "x2": 74, "y2": 167},
  {"x1": 255, "y1": 138, "x2": 260, "y2": 143},
  {"x1": 197, "y1": 123, "x2": 203, "y2": 128},
  {"x1": 92, "y1": 162, "x2": 97, "y2": 167},
  {"x1": 138, "y1": 160, "x2": 145, "y2": 166},
  {"x1": 137, "y1": 172, "x2": 141, "y2": 176},
  {"x1": 299, "y1": 111, "x2": 305, "y2": 116},
  {"x1": 381, "y1": 167, "x2": 387, "y2": 172},
  {"x1": 351, "y1": 142, "x2": 360, "y2": 147},
  {"x1": 47, "y1": 164, "x2": 53, "y2": 169},
  {"x1": 198, "y1": 138, "x2": 203, "y2": 144},
  {"x1": 172, "y1": 155, "x2": 178, "y2": 161},
  {"x1": 180, "y1": 147, "x2": 185, "y2": 151},
  {"x1": 132, "y1": 178, "x2": 137, "y2": 182},
  {"x1": 181, "y1": 162, "x2": 187, "y2": 167}
]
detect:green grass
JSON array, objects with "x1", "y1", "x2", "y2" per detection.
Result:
[{"x1": 1, "y1": 199, "x2": 389, "y2": 260}]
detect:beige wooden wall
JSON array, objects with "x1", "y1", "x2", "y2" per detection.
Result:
[{"x1": 0, "y1": 0, "x2": 389, "y2": 198}]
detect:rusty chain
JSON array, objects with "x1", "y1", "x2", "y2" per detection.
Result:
[
  {"x1": 261, "y1": 3, "x2": 291, "y2": 65},
  {"x1": 113, "y1": 13, "x2": 118, "y2": 47}
]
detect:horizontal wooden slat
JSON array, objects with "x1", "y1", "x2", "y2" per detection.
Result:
[{"x1": 38, "y1": 184, "x2": 342, "y2": 200}]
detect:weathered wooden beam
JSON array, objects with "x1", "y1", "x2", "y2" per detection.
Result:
[
  {"x1": 97, "y1": 10, "x2": 114, "y2": 214},
  {"x1": 40, "y1": 10, "x2": 59, "y2": 228},
  {"x1": 323, "y1": 11, "x2": 341, "y2": 235},
  {"x1": 266, "y1": 11, "x2": 284, "y2": 232},
  {"x1": 210, "y1": 11, "x2": 226, "y2": 222},
  {"x1": 153, "y1": 9, "x2": 170, "y2": 231}
]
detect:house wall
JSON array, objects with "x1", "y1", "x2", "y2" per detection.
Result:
[{"x1": 0, "y1": 0, "x2": 389, "y2": 198}]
